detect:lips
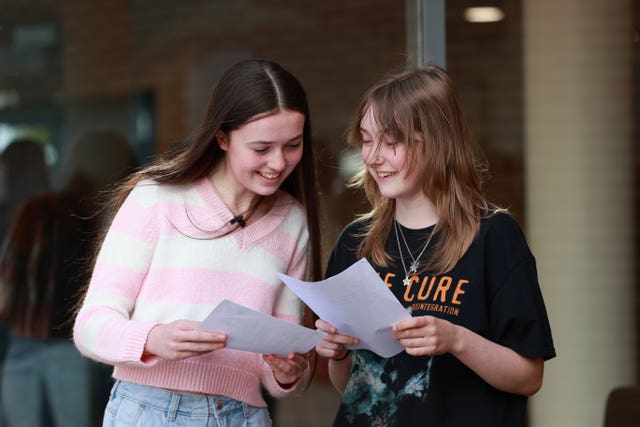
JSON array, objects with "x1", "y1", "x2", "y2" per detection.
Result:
[
  {"x1": 257, "y1": 171, "x2": 282, "y2": 182},
  {"x1": 373, "y1": 170, "x2": 397, "y2": 179}
]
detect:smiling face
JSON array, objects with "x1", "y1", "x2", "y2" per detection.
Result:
[
  {"x1": 218, "y1": 109, "x2": 304, "y2": 198},
  {"x1": 359, "y1": 107, "x2": 424, "y2": 203}
]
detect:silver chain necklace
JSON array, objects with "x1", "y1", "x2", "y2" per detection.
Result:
[{"x1": 393, "y1": 220, "x2": 436, "y2": 286}]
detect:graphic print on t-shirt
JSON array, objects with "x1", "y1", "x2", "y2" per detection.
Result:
[{"x1": 342, "y1": 351, "x2": 433, "y2": 426}]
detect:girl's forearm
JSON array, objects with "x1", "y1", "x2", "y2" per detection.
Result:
[
  {"x1": 452, "y1": 326, "x2": 544, "y2": 396},
  {"x1": 328, "y1": 353, "x2": 352, "y2": 394}
]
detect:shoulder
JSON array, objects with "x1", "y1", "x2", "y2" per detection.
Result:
[
  {"x1": 477, "y1": 211, "x2": 534, "y2": 264},
  {"x1": 127, "y1": 179, "x2": 196, "y2": 207},
  {"x1": 342, "y1": 217, "x2": 371, "y2": 239},
  {"x1": 481, "y1": 210, "x2": 524, "y2": 236},
  {"x1": 331, "y1": 217, "x2": 370, "y2": 256},
  {"x1": 114, "y1": 180, "x2": 200, "y2": 231},
  {"x1": 269, "y1": 190, "x2": 308, "y2": 238},
  {"x1": 275, "y1": 190, "x2": 305, "y2": 221},
  {"x1": 481, "y1": 210, "x2": 527, "y2": 238},
  {"x1": 325, "y1": 218, "x2": 370, "y2": 278}
]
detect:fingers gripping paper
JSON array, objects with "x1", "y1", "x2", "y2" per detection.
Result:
[{"x1": 278, "y1": 258, "x2": 411, "y2": 358}]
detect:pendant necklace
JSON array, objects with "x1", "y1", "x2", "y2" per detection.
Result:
[{"x1": 393, "y1": 219, "x2": 436, "y2": 286}]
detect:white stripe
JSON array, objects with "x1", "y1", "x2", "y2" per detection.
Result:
[
  {"x1": 131, "y1": 300, "x2": 218, "y2": 323},
  {"x1": 279, "y1": 204, "x2": 309, "y2": 254},
  {"x1": 132, "y1": 181, "x2": 205, "y2": 208},
  {"x1": 150, "y1": 235, "x2": 287, "y2": 285},
  {"x1": 275, "y1": 287, "x2": 303, "y2": 319},
  {"x1": 77, "y1": 294, "x2": 133, "y2": 356},
  {"x1": 98, "y1": 231, "x2": 155, "y2": 271}
]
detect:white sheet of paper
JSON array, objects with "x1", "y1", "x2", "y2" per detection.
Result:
[
  {"x1": 278, "y1": 258, "x2": 411, "y2": 358},
  {"x1": 197, "y1": 299, "x2": 327, "y2": 356}
]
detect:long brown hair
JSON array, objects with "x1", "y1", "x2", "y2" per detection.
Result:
[
  {"x1": 82, "y1": 60, "x2": 322, "y2": 366},
  {"x1": 348, "y1": 64, "x2": 494, "y2": 274},
  {"x1": 97, "y1": 59, "x2": 321, "y2": 279}
]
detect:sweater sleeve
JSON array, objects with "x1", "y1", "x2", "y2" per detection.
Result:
[{"x1": 73, "y1": 182, "x2": 160, "y2": 366}]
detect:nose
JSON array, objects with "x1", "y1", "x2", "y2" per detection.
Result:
[
  {"x1": 362, "y1": 144, "x2": 383, "y2": 166},
  {"x1": 268, "y1": 148, "x2": 286, "y2": 171}
]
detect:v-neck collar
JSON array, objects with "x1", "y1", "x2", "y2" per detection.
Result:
[{"x1": 188, "y1": 177, "x2": 292, "y2": 249}]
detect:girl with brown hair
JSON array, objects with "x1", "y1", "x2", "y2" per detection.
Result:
[
  {"x1": 315, "y1": 65, "x2": 555, "y2": 427},
  {"x1": 73, "y1": 58, "x2": 321, "y2": 427}
]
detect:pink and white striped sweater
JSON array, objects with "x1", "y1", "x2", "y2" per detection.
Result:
[{"x1": 73, "y1": 178, "x2": 311, "y2": 407}]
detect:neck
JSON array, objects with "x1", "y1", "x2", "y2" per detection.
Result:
[
  {"x1": 209, "y1": 167, "x2": 259, "y2": 215},
  {"x1": 395, "y1": 195, "x2": 438, "y2": 229}
]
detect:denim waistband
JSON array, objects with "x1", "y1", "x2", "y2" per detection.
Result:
[{"x1": 111, "y1": 380, "x2": 253, "y2": 421}]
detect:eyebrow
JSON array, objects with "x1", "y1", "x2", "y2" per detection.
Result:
[
  {"x1": 247, "y1": 134, "x2": 303, "y2": 145},
  {"x1": 360, "y1": 127, "x2": 388, "y2": 138}
]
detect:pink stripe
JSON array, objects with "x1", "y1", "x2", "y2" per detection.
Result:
[
  {"x1": 137, "y1": 269, "x2": 278, "y2": 310},
  {"x1": 112, "y1": 196, "x2": 218, "y2": 241},
  {"x1": 115, "y1": 200, "x2": 202, "y2": 240},
  {"x1": 286, "y1": 245, "x2": 307, "y2": 277},
  {"x1": 90, "y1": 263, "x2": 146, "y2": 299},
  {"x1": 275, "y1": 313, "x2": 297, "y2": 323},
  {"x1": 110, "y1": 199, "x2": 157, "y2": 243}
]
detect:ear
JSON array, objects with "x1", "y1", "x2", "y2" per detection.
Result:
[{"x1": 216, "y1": 131, "x2": 229, "y2": 151}]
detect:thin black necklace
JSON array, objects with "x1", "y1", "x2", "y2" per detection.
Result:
[
  {"x1": 209, "y1": 176, "x2": 262, "y2": 229},
  {"x1": 393, "y1": 220, "x2": 436, "y2": 286}
]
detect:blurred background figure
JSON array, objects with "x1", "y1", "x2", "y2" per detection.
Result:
[
  {"x1": 0, "y1": 138, "x2": 50, "y2": 427},
  {"x1": 0, "y1": 130, "x2": 137, "y2": 427},
  {"x1": 0, "y1": 138, "x2": 50, "y2": 243}
]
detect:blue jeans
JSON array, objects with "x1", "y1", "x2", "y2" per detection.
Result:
[
  {"x1": 103, "y1": 381, "x2": 272, "y2": 427},
  {"x1": 1, "y1": 337, "x2": 92, "y2": 427}
]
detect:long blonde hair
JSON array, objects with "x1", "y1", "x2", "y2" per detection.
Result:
[{"x1": 348, "y1": 64, "x2": 495, "y2": 274}]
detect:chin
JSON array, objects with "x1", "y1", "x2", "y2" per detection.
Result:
[
  {"x1": 252, "y1": 186, "x2": 280, "y2": 197},
  {"x1": 377, "y1": 187, "x2": 401, "y2": 199}
]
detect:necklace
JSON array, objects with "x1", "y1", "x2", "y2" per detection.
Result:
[
  {"x1": 209, "y1": 176, "x2": 262, "y2": 230},
  {"x1": 393, "y1": 220, "x2": 436, "y2": 286}
]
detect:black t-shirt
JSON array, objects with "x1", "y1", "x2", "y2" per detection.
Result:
[{"x1": 328, "y1": 213, "x2": 556, "y2": 427}]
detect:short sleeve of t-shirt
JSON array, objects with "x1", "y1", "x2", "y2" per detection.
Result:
[{"x1": 482, "y1": 214, "x2": 556, "y2": 360}]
